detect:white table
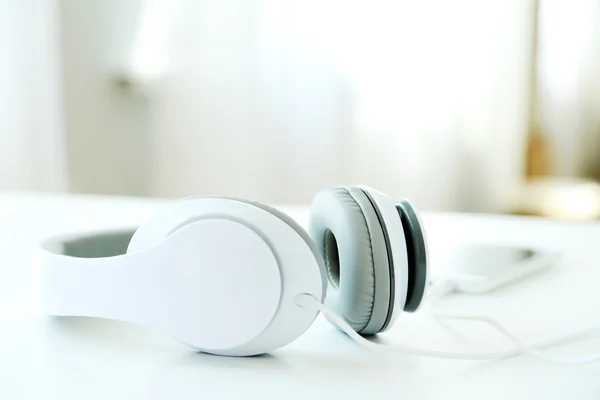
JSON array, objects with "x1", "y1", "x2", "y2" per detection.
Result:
[{"x1": 0, "y1": 192, "x2": 599, "y2": 399}]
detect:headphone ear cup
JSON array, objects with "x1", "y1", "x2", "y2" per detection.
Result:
[
  {"x1": 231, "y1": 197, "x2": 328, "y2": 296},
  {"x1": 127, "y1": 196, "x2": 328, "y2": 297},
  {"x1": 395, "y1": 199, "x2": 428, "y2": 312},
  {"x1": 308, "y1": 186, "x2": 394, "y2": 335}
]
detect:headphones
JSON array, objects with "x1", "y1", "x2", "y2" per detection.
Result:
[{"x1": 38, "y1": 185, "x2": 429, "y2": 357}]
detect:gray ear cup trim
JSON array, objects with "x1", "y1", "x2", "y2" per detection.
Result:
[
  {"x1": 348, "y1": 187, "x2": 393, "y2": 335},
  {"x1": 42, "y1": 229, "x2": 137, "y2": 258},
  {"x1": 323, "y1": 229, "x2": 340, "y2": 289},
  {"x1": 395, "y1": 200, "x2": 427, "y2": 312}
]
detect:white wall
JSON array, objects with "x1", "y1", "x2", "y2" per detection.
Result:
[
  {"x1": 0, "y1": 0, "x2": 67, "y2": 192},
  {"x1": 59, "y1": 0, "x2": 150, "y2": 196},
  {"x1": 58, "y1": 0, "x2": 536, "y2": 212},
  {"x1": 145, "y1": 0, "x2": 534, "y2": 211}
]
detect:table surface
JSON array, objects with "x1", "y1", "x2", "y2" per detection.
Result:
[{"x1": 1, "y1": 191, "x2": 599, "y2": 399}]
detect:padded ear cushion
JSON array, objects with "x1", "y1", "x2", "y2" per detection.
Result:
[
  {"x1": 308, "y1": 187, "x2": 392, "y2": 334},
  {"x1": 346, "y1": 187, "x2": 393, "y2": 334}
]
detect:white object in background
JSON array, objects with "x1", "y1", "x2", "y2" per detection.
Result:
[{"x1": 436, "y1": 244, "x2": 561, "y2": 294}]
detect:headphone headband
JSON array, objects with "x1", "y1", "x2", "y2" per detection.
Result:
[{"x1": 38, "y1": 198, "x2": 325, "y2": 356}]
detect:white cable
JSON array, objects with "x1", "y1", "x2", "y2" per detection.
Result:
[
  {"x1": 428, "y1": 310, "x2": 600, "y2": 365},
  {"x1": 425, "y1": 280, "x2": 600, "y2": 364},
  {"x1": 294, "y1": 293, "x2": 600, "y2": 365}
]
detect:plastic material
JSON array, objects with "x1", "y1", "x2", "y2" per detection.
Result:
[
  {"x1": 42, "y1": 219, "x2": 282, "y2": 352},
  {"x1": 439, "y1": 245, "x2": 560, "y2": 294},
  {"x1": 39, "y1": 198, "x2": 326, "y2": 356},
  {"x1": 395, "y1": 199, "x2": 428, "y2": 312}
]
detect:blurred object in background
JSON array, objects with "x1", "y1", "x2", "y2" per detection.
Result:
[
  {"x1": 514, "y1": 0, "x2": 600, "y2": 220},
  {"x1": 58, "y1": 0, "x2": 535, "y2": 212},
  {"x1": 3, "y1": 0, "x2": 600, "y2": 218},
  {"x1": 0, "y1": 0, "x2": 68, "y2": 192},
  {"x1": 513, "y1": 177, "x2": 600, "y2": 221},
  {"x1": 524, "y1": 0, "x2": 551, "y2": 179}
]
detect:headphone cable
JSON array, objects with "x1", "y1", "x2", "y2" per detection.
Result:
[{"x1": 294, "y1": 292, "x2": 600, "y2": 365}]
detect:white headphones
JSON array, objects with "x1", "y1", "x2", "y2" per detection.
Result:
[
  {"x1": 38, "y1": 185, "x2": 600, "y2": 364},
  {"x1": 38, "y1": 185, "x2": 429, "y2": 357}
]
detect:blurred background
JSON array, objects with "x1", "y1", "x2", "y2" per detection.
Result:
[{"x1": 3, "y1": 0, "x2": 600, "y2": 219}]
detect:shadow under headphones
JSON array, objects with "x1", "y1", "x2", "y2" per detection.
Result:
[{"x1": 39, "y1": 185, "x2": 429, "y2": 357}]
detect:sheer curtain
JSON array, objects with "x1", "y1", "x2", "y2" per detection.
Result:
[
  {"x1": 0, "y1": 0, "x2": 68, "y2": 192},
  {"x1": 135, "y1": 0, "x2": 534, "y2": 211}
]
